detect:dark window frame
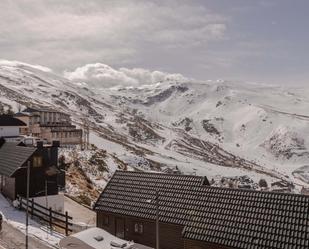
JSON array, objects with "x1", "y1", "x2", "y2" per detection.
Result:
[
  {"x1": 33, "y1": 156, "x2": 43, "y2": 167},
  {"x1": 133, "y1": 222, "x2": 144, "y2": 234}
]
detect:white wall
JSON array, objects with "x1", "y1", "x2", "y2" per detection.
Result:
[
  {"x1": 33, "y1": 194, "x2": 64, "y2": 213},
  {"x1": 0, "y1": 126, "x2": 19, "y2": 137}
]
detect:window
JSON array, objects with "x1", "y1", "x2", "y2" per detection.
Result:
[
  {"x1": 134, "y1": 222, "x2": 143, "y2": 234},
  {"x1": 139, "y1": 223, "x2": 144, "y2": 234},
  {"x1": 33, "y1": 156, "x2": 43, "y2": 167}
]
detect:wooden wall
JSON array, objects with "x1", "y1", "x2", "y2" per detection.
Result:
[
  {"x1": 97, "y1": 211, "x2": 115, "y2": 234},
  {"x1": 1, "y1": 176, "x2": 16, "y2": 200},
  {"x1": 159, "y1": 222, "x2": 184, "y2": 249},
  {"x1": 97, "y1": 211, "x2": 184, "y2": 249}
]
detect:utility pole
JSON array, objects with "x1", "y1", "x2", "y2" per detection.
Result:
[
  {"x1": 82, "y1": 121, "x2": 90, "y2": 150},
  {"x1": 156, "y1": 190, "x2": 159, "y2": 249},
  {"x1": 82, "y1": 119, "x2": 89, "y2": 150},
  {"x1": 87, "y1": 125, "x2": 90, "y2": 149},
  {"x1": 45, "y1": 180, "x2": 48, "y2": 209},
  {"x1": 26, "y1": 161, "x2": 30, "y2": 249},
  {"x1": 146, "y1": 192, "x2": 159, "y2": 249}
]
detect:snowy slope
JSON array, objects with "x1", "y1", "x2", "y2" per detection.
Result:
[
  {"x1": 1, "y1": 60, "x2": 309, "y2": 188},
  {"x1": 101, "y1": 81, "x2": 309, "y2": 179}
]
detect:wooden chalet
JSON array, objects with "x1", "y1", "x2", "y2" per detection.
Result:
[
  {"x1": 94, "y1": 171, "x2": 309, "y2": 249},
  {"x1": 0, "y1": 138, "x2": 64, "y2": 200}
]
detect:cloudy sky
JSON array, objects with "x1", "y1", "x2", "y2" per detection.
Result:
[{"x1": 0, "y1": 0, "x2": 308, "y2": 85}]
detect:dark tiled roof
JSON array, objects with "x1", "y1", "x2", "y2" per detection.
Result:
[
  {"x1": 23, "y1": 107, "x2": 63, "y2": 113},
  {"x1": 94, "y1": 171, "x2": 309, "y2": 249},
  {"x1": 0, "y1": 141, "x2": 36, "y2": 176},
  {"x1": 0, "y1": 115, "x2": 26, "y2": 126},
  {"x1": 14, "y1": 112, "x2": 32, "y2": 117}
]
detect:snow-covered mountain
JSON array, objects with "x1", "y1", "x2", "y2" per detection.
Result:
[{"x1": 1, "y1": 60, "x2": 309, "y2": 189}]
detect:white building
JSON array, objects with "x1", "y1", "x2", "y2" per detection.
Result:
[{"x1": 0, "y1": 115, "x2": 26, "y2": 138}]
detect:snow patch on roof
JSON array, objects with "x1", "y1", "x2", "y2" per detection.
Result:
[{"x1": 71, "y1": 227, "x2": 133, "y2": 249}]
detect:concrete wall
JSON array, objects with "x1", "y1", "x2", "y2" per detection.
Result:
[
  {"x1": 41, "y1": 127, "x2": 82, "y2": 145},
  {"x1": 32, "y1": 194, "x2": 64, "y2": 213},
  {"x1": 40, "y1": 112, "x2": 70, "y2": 125},
  {"x1": 30, "y1": 123, "x2": 41, "y2": 137},
  {"x1": 0, "y1": 126, "x2": 19, "y2": 137},
  {"x1": 15, "y1": 116, "x2": 30, "y2": 135}
]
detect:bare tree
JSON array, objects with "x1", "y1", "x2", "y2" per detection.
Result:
[{"x1": 259, "y1": 179, "x2": 268, "y2": 188}]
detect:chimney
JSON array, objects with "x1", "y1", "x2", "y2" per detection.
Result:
[
  {"x1": 203, "y1": 176, "x2": 210, "y2": 186},
  {"x1": 0, "y1": 137, "x2": 5, "y2": 148},
  {"x1": 51, "y1": 140, "x2": 59, "y2": 167},
  {"x1": 36, "y1": 141, "x2": 44, "y2": 149},
  {"x1": 52, "y1": 140, "x2": 60, "y2": 148}
]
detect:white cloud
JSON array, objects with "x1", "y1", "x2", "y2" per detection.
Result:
[
  {"x1": 0, "y1": 1, "x2": 227, "y2": 70},
  {"x1": 64, "y1": 63, "x2": 188, "y2": 88}
]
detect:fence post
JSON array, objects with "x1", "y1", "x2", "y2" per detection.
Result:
[
  {"x1": 31, "y1": 199, "x2": 34, "y2": 218},
  {"x1": 49, "y1": 208, "x2": 53, "y2": 234},
  {"x1": 19, "y1": 196, "x2": 22, "y2": 210},
  {"x1": 65, "y1": 211, "x2": 69, "y2": 236}
]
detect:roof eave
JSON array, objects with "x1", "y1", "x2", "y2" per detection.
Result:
[{"x1": 10, "y1": 149, "x2": 37, "y2": 177}]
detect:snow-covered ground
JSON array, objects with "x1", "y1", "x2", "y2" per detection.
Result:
[
  {"x1": 1, "y1": 60, "x2": 309, "y2": 189},
  {"x1": 0, "y1": 194, "x2": 63, "y2": 248}
]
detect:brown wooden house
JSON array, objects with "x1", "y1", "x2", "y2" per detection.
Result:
[
  {"x1": 94, "y1": 171, "x2": 309, "y2": 249},
  {"x1": 0, "y1": 138, "x2": 64, "y2": 200}
]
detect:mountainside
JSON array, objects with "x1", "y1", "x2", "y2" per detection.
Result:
[{"x1": 1, "y1": 61, "x2": 309, "y2": 191}]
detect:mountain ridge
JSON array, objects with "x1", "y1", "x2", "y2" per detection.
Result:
[{"x1": 1, "y1": 60, "x2": 309, "y2": 190}]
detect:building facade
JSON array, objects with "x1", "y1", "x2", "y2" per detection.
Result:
[{"x1": 15, "y1": 107, "x2": 82, "y2": 145}]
